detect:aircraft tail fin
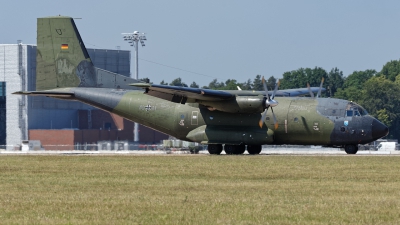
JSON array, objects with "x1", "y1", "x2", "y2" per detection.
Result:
[{"x1": 36, "y1": 16, "x2": 96, "y2": 91}]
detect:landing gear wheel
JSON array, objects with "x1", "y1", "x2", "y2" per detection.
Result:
[
  {"x1": 234, "y1": 145, "x2": 246, "y2": 155},
  {"x1": 224, "y1": 145, "x2": 234, "y2": 155},
  {"x1": 208, "y1": 144, "x2": 222, "y2": 155},
  {"x1": 247, "y1": 145, "x2": 262, "y2": 155},
  {"x1": 224, "y1": 145, "x2": 245, "y2": 155},
  {"x1": 344, "y1": 145, "x2": 358, "y2": 154}
]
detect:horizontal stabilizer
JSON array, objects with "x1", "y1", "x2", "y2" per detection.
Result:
[{"x1": 13, "y1": 90, "x2": 74, "y2": 98}]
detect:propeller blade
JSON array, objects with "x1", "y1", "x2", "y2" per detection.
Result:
[
  {"x1": 262, "y1": 76, "x2": 270, "y2": 101},
  {"x1": 307, "y1": 83, "x2": 315, "y2": 98},
  {"x1": 317, "y1": 77, "x2": 324, "y2": 98},
  {"x1": 259, "y1": 108, "x2": 268, "y2": 128},
  {"x1": 271, "y1": 107, "x2": 279, "y2": 130},
  {"x1": 271, "y1": 80, "x2": 280, "y2": 100}
]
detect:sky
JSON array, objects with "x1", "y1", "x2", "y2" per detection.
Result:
[{"x1": 1, "y1": 0, "x2": 400, "y2": 87}]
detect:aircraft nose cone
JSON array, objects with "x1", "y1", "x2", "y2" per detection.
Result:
[{"x1": 372, "y1": 119, "x2": 389, "y2": 140}]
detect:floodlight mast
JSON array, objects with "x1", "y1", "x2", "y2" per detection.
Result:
[{"x1": 122, "y1": 31, "x2": 147, "y2": 143}]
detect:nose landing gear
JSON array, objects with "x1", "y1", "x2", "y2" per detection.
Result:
[{"x1": 344, "y1": 145, "x2": 358, "y2": 154}]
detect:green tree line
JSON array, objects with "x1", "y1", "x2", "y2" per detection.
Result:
[{"x1": 159, "y1": 60, "x2": 400, "y2": 140}]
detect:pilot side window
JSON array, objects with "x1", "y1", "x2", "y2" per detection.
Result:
[
  {"x1": 346, "y1": 110, "x2": 353, "y2": 117},
  {"x1": 354, "y1": 110, "x2": 361, "y2": 116}
]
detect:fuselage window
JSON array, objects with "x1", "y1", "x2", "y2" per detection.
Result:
[{"x1": 346, "y1": 110, "x2": 353, "y2": 117}]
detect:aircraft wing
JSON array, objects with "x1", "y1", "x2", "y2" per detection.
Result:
[
  {"x1": 130, "y1": 83, "x2": 234, "y2": 103},
  {"x1": 130, "y1": 83, "x2": 325, "y2": 104},
  {"x1": 274, "y1": 87, "x2": 326, "y2": 97}
]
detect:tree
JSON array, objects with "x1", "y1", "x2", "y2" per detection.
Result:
[
  {"x1": 334, "y1": 86, "x2": 364, "y2": 103},
  {"x1": 189, "y1": 81, "x2": 199, "y2": 88},
  {"x1": 253, "y1": 75, "x2": 263, "y2": 91},
  {"x1": 380, "y1": 60, "x2": 400, "y2": 81},
  {"x1": 326, "y1": 67, "x2": 344, "y2": 97},
  {"x1": 208, "y1": 79, "x2": 225, "y2": 90},
  {"x1": 361, "y1": 76, "x2": 400, "y2": 139},
  {"x1": 160, "y1": 80, "x2": 168, "y2": 85},
  {"x1": 222, "y1": 79, "x2": 239, "y2": 90},
  {"x1": 335, "y1": 69, "x2": 376, "y2": 101},
  {"x1": 169, "y1": 77, "x2": 187, "y2": 87},
  {"x1": 240, "y1": 79, "x2": 252, "y2": 90},
  {"x1": 280, "y1": 67, "x2": 327, "y2": 91},
  {"x1": 266, "y1": 76, "x2": 277, "y2": 91},
  {"x1": 342, "y1": 70, "x2": 376, "y2": 89}
]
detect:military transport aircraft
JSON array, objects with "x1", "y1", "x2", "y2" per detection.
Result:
[{"x1": 14, "y1": 16, "x2": 389, "y2": 155}]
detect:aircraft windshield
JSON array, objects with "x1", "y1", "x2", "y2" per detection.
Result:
[
  {"x1": 356, "y1": 105, "x2": 368, "y2": 116},
  {"x1": 347, "y1": 103, "x2": 368, "y2": 117}
]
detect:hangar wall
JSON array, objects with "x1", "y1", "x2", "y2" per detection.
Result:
[{"x1": 0, "y1": 43, "x2": 166, "y2": 150}]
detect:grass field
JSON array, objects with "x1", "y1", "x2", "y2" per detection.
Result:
[{"x1": 1, "y1": 155, "x2": 400, "y2": 224}]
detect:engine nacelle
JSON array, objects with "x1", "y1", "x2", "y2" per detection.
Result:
[{"x1": 199, "y1": 96, "x2": 264, "y2": 113}]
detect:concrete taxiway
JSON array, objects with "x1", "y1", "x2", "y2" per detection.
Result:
[{"x1": 0, "y1": 148, "x2": 399, "y2": 155}]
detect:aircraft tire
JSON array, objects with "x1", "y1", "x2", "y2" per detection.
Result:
[
  {"x1": 233, "y1": 145, "x2": 246, "y2": 155},
  {"x1": 208, "y1": 144, "x2": 222, "y2": 155},
  {"x1": 224, "y1": 145, "x2": 234, "y2": 155},
  {"x1": 344, "y1": 145, "x2": 358, "y2": 154},
  {"x1": 224, "y1": 145, "x2": 245, "y2": 155},
  {"x1": 247, "y1": 145, "x2": 262, "y2": 155}
]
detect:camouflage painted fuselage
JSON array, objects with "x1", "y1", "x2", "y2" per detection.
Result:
[{"x1": 57, "y1": 87, "x2": 382, "y2": 146}]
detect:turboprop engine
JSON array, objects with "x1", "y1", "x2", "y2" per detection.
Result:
[{"x1": 199, "y1": 96, "x2": 265, "y2": 113}]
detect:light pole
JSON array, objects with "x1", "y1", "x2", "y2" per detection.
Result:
[{"x1": 122, "y1": 31, "x2": 147, "y2": 143}]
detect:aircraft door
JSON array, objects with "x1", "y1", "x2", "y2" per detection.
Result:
[{"x1": 285, "y1": 99, "x2": 323, "y2": 144}]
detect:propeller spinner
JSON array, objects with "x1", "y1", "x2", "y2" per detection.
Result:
[{"x1": 259, "y1": 77, "x2": 279, "y2": 129}]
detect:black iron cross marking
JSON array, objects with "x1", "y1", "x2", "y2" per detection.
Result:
[{"x1": 145, "y1": 105, "x2": 152, "y2": 111}]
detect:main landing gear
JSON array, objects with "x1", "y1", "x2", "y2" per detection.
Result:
[
  {"x1": 208, "y1": 144, "x2": 223, "y2": 155},
  {"x1": 207, "y1": 144, "x2": 262, "y2": 155}
]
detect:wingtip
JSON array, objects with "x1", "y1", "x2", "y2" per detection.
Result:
[{"x1": 129, "y1": 83, "x2": 151, "y2": 88}]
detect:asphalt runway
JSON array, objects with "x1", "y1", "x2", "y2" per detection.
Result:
[{"x1": 1, "y1": 148, "x2": 399, "y2": 155}]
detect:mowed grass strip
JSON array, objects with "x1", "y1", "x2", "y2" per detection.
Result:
[{"x1": 0, "y1": 155, "x2": 400, "y2": 224}]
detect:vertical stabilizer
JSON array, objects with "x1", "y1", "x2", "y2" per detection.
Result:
[{"x1": 36, "y1": 16, "x2": 96, "y2": 90}]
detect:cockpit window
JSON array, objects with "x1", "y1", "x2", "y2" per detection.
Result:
[
  {"x1": 358, "y1": 106, "x2": 368, "y2": 116},
  {"x1": 346, "y1": 102, "x2": 369, "y2": 117},
  {"x1": 346, "y1": 110, "x2": 353, "y2": 117}
]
